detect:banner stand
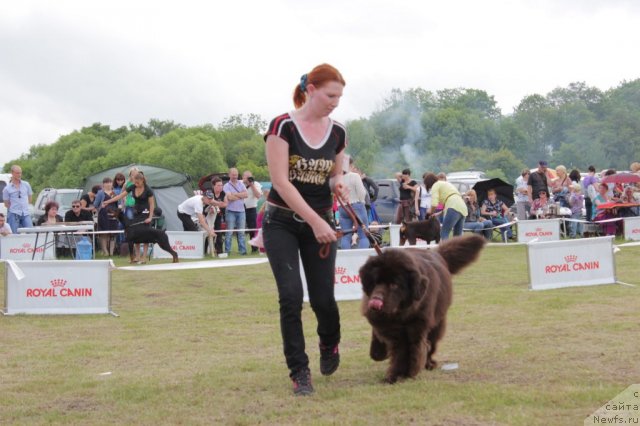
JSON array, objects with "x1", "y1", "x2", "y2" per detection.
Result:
[{"x1": 2, "y1": 260, "x2": 118, "y2": 316}]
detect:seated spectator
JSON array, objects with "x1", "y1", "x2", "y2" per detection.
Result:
[
  {"x1": 592, "y1": 183, "x2": 616, "y2": 235},
  {"x1": 567, "y1": 183, "x2": 584, "y2": 238},
  {"x1": 37, "y1": 201, "x2": 63, "y2": 226},
  {"x1": 480, "y1": 188, "x2": 513, "y2": 240},
  {"x1": 530, "y1": 191, "x2": 551, "y2": 219},
  {"x1": 463, "y1": 190, "x2": 492, "y2": 240},
  {"x1": 64, "y1": 200, "x2": 94, "y2": 223},
  {"x1": 0, "y1": 213, "x2": 12, "y2": 236},
  {"x1": 619, "y1": 185, "x2": 640, "y2": 217}
]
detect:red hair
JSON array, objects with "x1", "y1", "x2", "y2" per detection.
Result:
[{"x1": 293, "y1": 63, "x2": 346, "y2": 108}]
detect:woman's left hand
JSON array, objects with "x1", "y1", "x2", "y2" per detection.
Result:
[{"x1": 144, "y1": 217, "x2": 152, "y2": 224}]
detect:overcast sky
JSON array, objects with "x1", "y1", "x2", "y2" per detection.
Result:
[{"x1": 1, "y1": 0, "x2": 639, "y2": 166}]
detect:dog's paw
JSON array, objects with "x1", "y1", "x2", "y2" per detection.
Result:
[
  {"x1": 383, "y1": 374, "x2": 398, "y2": 384},
  {"x1": 425, "y1": 358, "x2": 437, "y2": 370},
  {"x1": 370, "y1": 337, "x2": 388, "y2": 361}
]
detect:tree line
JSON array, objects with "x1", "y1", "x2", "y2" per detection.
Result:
[{"x1": 5, "y1": 79, "x2": 639, "y2": 194}]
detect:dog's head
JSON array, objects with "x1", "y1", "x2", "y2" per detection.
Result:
[{"x1": 359, "y1": 249, "x2": 428, "y2": 316}]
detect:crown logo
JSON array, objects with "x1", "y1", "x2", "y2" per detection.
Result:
[
  {"x1": 50, "y1": 279, "x2": 67, "y2": 288},
  {"x1": 175, "y1": 240, "x2": 183, "y2": 245},
  {"x1": 564, "y1": 255, "x2": 577, "y2": 263},
  {"x1": 22, "y1": 243, "x2": 31, "y2": 248},
  {"x1": 535, "y1": 228, "x2": 543, "y2": 232},
  {"x1": 335, "y1": 267, "x2": 347, "y2": 275}
]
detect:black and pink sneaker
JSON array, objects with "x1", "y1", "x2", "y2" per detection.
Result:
[
  {"x1": 291, "y1": 368, "x2": 314, "y2": 396},
  {"x1": 319, "y1": 343, "x2": 340, "y2": 376}
]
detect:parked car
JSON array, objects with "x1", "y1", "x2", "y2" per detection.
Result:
[
  {"x1": 33, "y1": 188, "x2": 84, "y2": 223},
  {"x1": 374, "y1": 178, "x2": 400, "y2": 224},
  {"x1": 446, "y1": 170, "x2": 488, "y2": 195},
  {"x1": 0, "y1": 173, "x2": 35, "y2": 219}
]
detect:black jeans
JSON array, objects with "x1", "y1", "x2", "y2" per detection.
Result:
[{"x1": 262, "y1": 204, "x2": 340, "y2": 376}]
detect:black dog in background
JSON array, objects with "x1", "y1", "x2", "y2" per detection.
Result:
[
  {"x1": 399, "y1": 215, "x2": 441, "y2": 246},
  {"x1": 118, "y1": 211, "x2": 179, "y2": 263}
]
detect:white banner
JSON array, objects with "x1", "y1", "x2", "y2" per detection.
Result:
[
  {"x1": 517, "y1": 219, "x2": 561, "y2": 243},
  {"x1": 0, "y1": 234, "x2": 56, "y2": 260},
  {"x1": 527, "y1": 236, "x2": 616, "y2": 291},
  {"x1": 301, "y1": 246, "x2": 436, "y2": 301},
  {"x1": 152, "y1": 231, "x2": 205, "y2": 259},
  {"x1": 623, "y1": 216, "x2": 640, "y2": 241},
  {"x1": 301, "y1": 248, "x2": 374, "y2": 302},
  {"x1": 3, "y1": 260, "x2": 113, "y2": 315}
]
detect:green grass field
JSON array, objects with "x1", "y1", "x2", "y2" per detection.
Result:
[{"x1": 1, "y1": 242, "x2": 639, "y2": 425}]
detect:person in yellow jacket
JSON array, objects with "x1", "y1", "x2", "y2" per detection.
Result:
[{"x1": 423, "y1": 172, "x2": 468, "y2": 240}]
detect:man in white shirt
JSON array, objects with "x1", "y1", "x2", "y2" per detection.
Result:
[
  {"x1": 242, "y1": 170, "x2": 263, "y2": 253},
  {"x1": 177, "y1": 190, "x2": 217, "y2": 238}
]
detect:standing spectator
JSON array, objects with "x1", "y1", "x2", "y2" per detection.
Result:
[
  {"x1": 103, "y1": 171, "x2": 156, "y2": 263},
  {"x1": 242, "y1": 170, "x2": 263, "y2": 254},
  {"x1": 2, "y1": 164, "x2": 34, "y2": 233},
  {"x1": 423, "y1": 172, "x2": 467, "y2": 240},
  {"x1": 567, "y1": 183, "x2": 584, "y2": 238},
  {"x1": 582, "y1": 165, "x2": 599, "y2": 221},
  {"x1": 177, "y1": 191, "x2": 217, "y2": 237},
  {"x1": 262, "y1": 63, "x2": 346, "y2": 396},
  {"x1": 210, "y1": 177, "x2": 227, "y2": 256},
  {"x1": 112, "y1": 172, "x2": 127, "y2": 247},
  {"x1": 94, "y1": 177, "x2": 120, "y2": 256},
  {"x1": 463, "y1": 190, "x2": 493, "y2": 240},
  {"x1": 515, "y1": 169, "x2": 531, "y2": 221},
  {"x1": 394, "y1": 168, "x2": 418, "y2": 223},
  {"x1": 0, "y1": 213, "x2": 13, "y2": 236},
  {"x1": 481, "y1": 188, "x2": 513, "y2": 240},
  {"x1": 527, "y1": 161, "x2": 550, "y2": 206},
  {"x1": 415, "y1": 174, "x2": 432, "y2": 221},
  {"x1": 81, "y1": 185, "x2": 100, "y2": 215},
  {"x1": 223, "y1": 168, "x2": 248, "y2": 255},
  {"x1": 355, "y1": 162, "x2": 378, "y2": 223},
  {"x1": 338, "y1": 158, "x2": 369, "y2": 249}
]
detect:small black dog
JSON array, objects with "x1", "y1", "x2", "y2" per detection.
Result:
[
  {"x1": 399, "y1": 215, "x2": 441, "y2": 246},
  {"x1": 119, "y1": 211, "x2": 179, "y2": 263}
]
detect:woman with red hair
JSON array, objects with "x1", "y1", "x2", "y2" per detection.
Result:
[{"x1": 263, "y1": 64, "x2": 347, "y2": 396}]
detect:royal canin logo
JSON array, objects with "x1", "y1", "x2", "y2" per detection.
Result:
[
  {"x1": 632, "y1": 229, "x2": 640, "y2": 234},
  {"x1": 50, "y1": 279, "x2": 67, "y2": 288},
  {"x1": 545, "y1": 254, "x2": 599, "y2": 274},
  {"x1": 26, "y1": 277, "x2": 93, "y2": 297},
  {"x1": 524, "y1": 226, "x2": 554, "y2": 237},
  {"x1": 334, "y1": 266, "x2": 360, "y2": 285}
]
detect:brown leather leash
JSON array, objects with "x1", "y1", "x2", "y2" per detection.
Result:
[{"x1": 319, "y1": 198, "x2": 383, "y2": 259}]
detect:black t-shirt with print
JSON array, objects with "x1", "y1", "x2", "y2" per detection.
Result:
[{"x1": 264, "y1": 113, "x2": 347, "y2": 211}]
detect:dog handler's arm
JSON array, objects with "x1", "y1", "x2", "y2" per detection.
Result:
[
  {"x1": 197, "y1": 212, "x2": 215, "y2": 236},
  {"x1": 145, "y1": 195, "x2": 155, "y2": 224},
  {"x1": 102, "y1": 188, "x2": 128, "y2": 208},
  {"x1": 266, "y1": 134, "x2": 337, "y2": 244}
]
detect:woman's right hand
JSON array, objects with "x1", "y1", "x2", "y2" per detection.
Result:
[{"x1": 311, "y1": 217, "x2": 337, "y2": 244}]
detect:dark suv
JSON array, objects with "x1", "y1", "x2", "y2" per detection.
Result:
[{"x1": 374, "y1": 179, "x2": 400, "y2": 224}]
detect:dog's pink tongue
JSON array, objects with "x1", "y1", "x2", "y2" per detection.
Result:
[{"x1": 369, "y1": 298, "x2": 383, "y2": 310}]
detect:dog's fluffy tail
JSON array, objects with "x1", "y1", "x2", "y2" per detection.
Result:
[{"x1": 436, "y1": 234, "x2": 486, "y2": 275}]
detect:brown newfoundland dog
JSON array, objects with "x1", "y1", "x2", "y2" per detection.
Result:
[
  {"x1": 359, "y1": 234, "x2": 485, "y2": 383},
  {"x1": 399, "y1": 215, "x2": 441, "y2": 246}
]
